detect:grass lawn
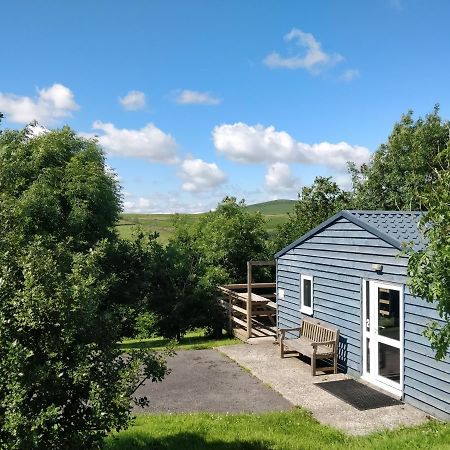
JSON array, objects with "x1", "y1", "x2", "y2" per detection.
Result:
[
  {"x1": 120, "y1": 329, "x2": 239, "y2": 351},
  {"x1": 105, "y1": 409, "x2": 450, "y2": 450}
]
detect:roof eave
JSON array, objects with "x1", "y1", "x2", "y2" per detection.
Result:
[{"x1": 274, "y1": 210, "x2": 403, "y2": 259}]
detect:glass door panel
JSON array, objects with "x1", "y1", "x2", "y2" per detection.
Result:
[
  {"x1": 378, "y1": 343, "x2": 400, "y2": 383},
  {"x1": 378, "y1": 288, "x2": 400, "y2": 341}
]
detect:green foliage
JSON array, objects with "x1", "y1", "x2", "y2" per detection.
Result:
[
  {"x1": 131, "y1": 197, "x2": 269, "y2": 340},
  {"x1": 135, "y1": 312, "x2": 158, "y2": 339},
  {"x1": 350, "y1": 106, "x2": 450, "y2": 211},
  {"x1": 407, "y1": 146, "x2": 450, "y2": 359},
  {"x1": 273, "y1": 177, "x2": 352, "y2": 252},
  {"x1": 193, "y1": 197, "x2": 270, "y2": 283},
  {"x1": 0, "y1": 125, "x2": 169, "y2": 448},
  {"x1": 145, "y1": 232, "x2": 226, "y2": 340}
]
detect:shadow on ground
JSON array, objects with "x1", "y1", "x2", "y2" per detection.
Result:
[{"x1": 106, "y1": 432, "x2": 271, "y2": 450}]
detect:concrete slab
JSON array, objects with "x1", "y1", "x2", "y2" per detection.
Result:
[
  {"x1": 133, "y1": 349, "x2": 293, "y2": 414},
  {"x1": 219, "y1": 342, "x2": 430, "y2": 435}
]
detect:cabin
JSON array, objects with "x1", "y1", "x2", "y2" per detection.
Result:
[{"x1": 275, "y1": 210, "x2": 450, "y2": 420}]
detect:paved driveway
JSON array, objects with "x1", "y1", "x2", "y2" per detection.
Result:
[{"x1": 133, "y1": 349, "x2": 293, "y2": 413}]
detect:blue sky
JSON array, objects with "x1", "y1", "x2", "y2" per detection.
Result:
[{"x1": 2, "y1": 0, "x2": 450, "y2": 212}]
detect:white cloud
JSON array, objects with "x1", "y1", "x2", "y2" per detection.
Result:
[
  {"x1": 119, "y1": 91, "x2": 146, "y2": 110},
  {"x1": 213, "y1": 122, "x2": 370, "y2": 171},
  {"x1": 339, "y1": 69, "x2": 360, "y2": 82},
  {"x1": 178, "y1": 158, "x2": 227, "y2": 192},
  {"x1": 334, "y1": 173, "x2": 353, "y2": 191},
  {"x1": 263, "y1": 28, "x2": 343, "y2": 73},
  {"x1": 175, "y1": 89, "x2": 222, "y2": 105},
  {"x1": 123, "y1": 192, "x2": 219, "y2": 214},
  {"x1": 265, "y1": 162, "x2": 299, "y2": 193},
  {"x1": 123, "y1": 196, "x2": 156, "y2": 213},
  {"x1": 87, "y1": 121, "x2": 178, "y2": 163},
  {"x1": 0, "y1": 83, "x2": 79, "y2": 125}
]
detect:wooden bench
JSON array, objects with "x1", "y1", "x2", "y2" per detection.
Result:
[{"x1": 279, "y1": 317, "x2": 339, "y2": 376}]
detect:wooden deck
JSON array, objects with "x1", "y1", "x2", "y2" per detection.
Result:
[{"x1": 218, "y1": 261, "x2": 277, "y2": 341}]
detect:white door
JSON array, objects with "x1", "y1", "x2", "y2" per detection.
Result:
[{"x1": 362, "y1": 280, "x2": 404, "y2": 397}]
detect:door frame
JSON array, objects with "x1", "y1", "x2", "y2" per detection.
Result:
[{"x1": 362, "y1": 279, "x2": 404, "y2": 398}]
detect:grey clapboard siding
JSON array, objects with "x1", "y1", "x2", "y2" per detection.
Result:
[{"x1": 276, "y1": 215, "x2": 450, "y2": 420}]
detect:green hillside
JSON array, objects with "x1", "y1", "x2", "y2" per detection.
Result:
[
  {"x1": 117, "y1": 199, "x2": 295, "y2": 242},
  {"x1": 245, "y1": 199, "x2": 296, "y2": 215}
]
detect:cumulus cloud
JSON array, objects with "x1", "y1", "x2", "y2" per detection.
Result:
[
  {"x1": 123, "y1": 196, "x2": 155, "y2": 213},
  {"x1": 264, "y1": 28, "x2": 343, "y2": 73},
  {"x1": 87, "y1": 121, "x2": 178, "y2": 163},
  {"x1": 119, "y1": 90, "x2": 146, "y2": 110},
  {"x1": 178, "y1": 158, "x2": 227, "y2": 192},
  {"x1": 0, "y1": 83, "x2": 79, "y2": 125},
  {"x1": 123, "y1": 191, "x2": 219, "y2": 214},
  {"x1": 265, "y1": 162, "x2": 299, "y2": 193},
  {"x1": 213, "y1": 122, "x2": 370, "y2": 171},
  {"x1": 339, "y1": 69, "x2": 360, "y2": 82},
  {"x1": 175, "y1": 89, "x2": 222, "y2": 105}
]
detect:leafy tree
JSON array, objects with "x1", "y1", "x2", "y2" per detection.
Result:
[
  {"x1": 350, "y1": 106, "x2": 450, "y2": 211},
  {"x1": 273, "y1": 177, "x2": 352, "y2": 252},
  {"x1": 407, "y1": 146, "x2": 450, "y2": 360},
  {"x1": 194, "y1": 197, "x2": 269, "y2": 283},
  {"x1": 140, "y1": 198, "x2": 269, "y2": 339},
  {"x1": 145, "y1": 235, "x2": 225, "y2": 340},
  {"x1": 0, "y1": 125, "x2": 168, "y2": 449}
]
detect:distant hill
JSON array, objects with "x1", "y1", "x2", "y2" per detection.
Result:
[
  {"x1": 245, "y1": 199, "x2": 296, "y2": 215},
  {"x1": 118, "y1": 199, "x2": 295, "y2": 242}
]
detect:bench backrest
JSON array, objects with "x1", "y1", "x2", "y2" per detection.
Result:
[{"x1": 301, "y1": 317, "x2": 339, "y2": 347}]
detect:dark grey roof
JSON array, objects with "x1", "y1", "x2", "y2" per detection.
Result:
[{"x1": 275, "y1": 210, "x2": 426, "y2": 258}]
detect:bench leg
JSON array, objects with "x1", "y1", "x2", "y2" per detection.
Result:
[
  {"x1": 333, "y1": 352, "x2": 338, "y2": 374},
  {"x1": 311, "y1": 355, "x2": 316, "y2": 376},
  {"x1": 280, "y1": 340, "x2": 284, "y2": 358}
]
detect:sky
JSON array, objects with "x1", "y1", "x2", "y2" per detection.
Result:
[{"x1": 2, "y1": 0, "x2": 450, "y2": 213}]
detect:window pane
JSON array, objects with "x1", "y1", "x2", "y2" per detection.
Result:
[
  {"x1": 365, "y1": 280, "x2": 370, "y2": 332},
  {"x1": 366, "y1": 338, "x2": 370, "y2": 373},
  {"x1": 378, "y1": 288, "x2": 400, "y2": 340},
  {"x1": 378, "y1": 343, "x2": 400, "y2": 383},
  {"x1": 303, "y1": 279, "x2": 311, "y2": 308}
]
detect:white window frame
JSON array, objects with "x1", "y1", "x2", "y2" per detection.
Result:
[{"x1": 300, "y1": 274, "x2": 313, "y2": 315}]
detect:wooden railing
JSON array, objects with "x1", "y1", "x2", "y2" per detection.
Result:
[{"x1": 218, "y1": 260, "x2": 277, "y2": 341}]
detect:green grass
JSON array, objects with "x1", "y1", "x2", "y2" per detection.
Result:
[
  {"x1": 105, "y1": 410, "x2": 450, "y2": 450},
  {"x1": 245, "y1": 199, "x2": 296, "y2": 215},
  {"x1": 117, "y1": 213, "x2": 204, "y2": 243},
  {"x1": 117, "y1": 200, "x2": 295, "y2": 242},
  {"x1": 120, "y1": 329, "x2": 239, "y2": 351}
]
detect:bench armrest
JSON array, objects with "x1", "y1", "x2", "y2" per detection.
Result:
[{"x1": 278, "y1": 327, "x2": 301, "y2": 340}]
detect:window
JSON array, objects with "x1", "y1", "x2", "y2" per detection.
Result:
[{"x1": 300, "y1": 275, "x2": 313, "y2": 315}]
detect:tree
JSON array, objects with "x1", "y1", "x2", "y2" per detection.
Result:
[
  {"x1": 194, "y1": 197, "x2": 270, "y2": 283},
  {"x1": 273, "y1": 176, "x2": 352, "y2": 252},
  {"x1": 145, "y1": 234, "x2": 225, "y2": 340},
  {"x1": 407, "y1": 145, "x2": 450, "y2": 360},
  {"x1": 140, "y1": 198, "x2": 269, "y2": 339},
  {"x1": 350, "y1": 106, "x2": 450, "y2": 211},
  {"x1": 0, "y1": 125, "x2": 168, "y2": 449}
]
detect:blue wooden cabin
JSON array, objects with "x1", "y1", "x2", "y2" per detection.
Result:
[{"x1": 275, "y1": 210, "x2": 450, "y2": 420}]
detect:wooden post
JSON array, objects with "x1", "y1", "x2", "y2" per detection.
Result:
[
  {"x1": 246, "y1": 261, "x2": 252, "y2": 339},
  {"x1": 228, "y1": 293, "x2": 233, "y2": 336}
]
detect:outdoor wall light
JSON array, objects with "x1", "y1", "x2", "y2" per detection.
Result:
[{"x1": 372, "y1": 263, "x2": 383, "y2": 272}]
